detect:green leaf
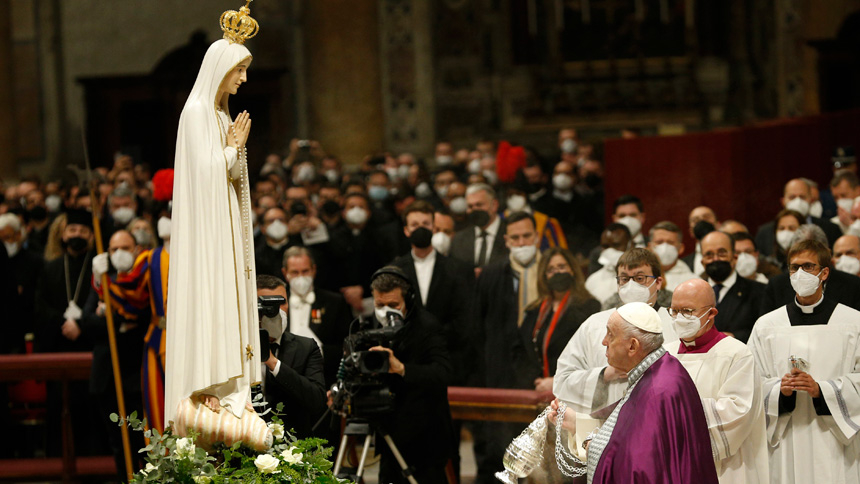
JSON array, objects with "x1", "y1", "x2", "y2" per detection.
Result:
[{"x1": 110, "y1": 413, "x2": 119, "y2": 423}]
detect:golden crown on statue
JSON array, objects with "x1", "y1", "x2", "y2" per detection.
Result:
[{"x1": 220, "y1": 0, "x2": 259, "y2": 45}]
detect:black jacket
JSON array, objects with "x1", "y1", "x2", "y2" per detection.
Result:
[
  {"x1": 711, "y1": 274, "x2": 766, "y2": 343},
  {"x1": 391, "y1": 251, "x2": 476, "y2": 384},
  {"x1": 265, "y1": 332, "x2": 327, "y2": 439},
  {"x1": 473, "y1": 259, "x2": 520, "y2": 388},
  {"x1": 287, "y1": 287, "x2": 352, "y2": 387},
  {"x1": 34, "y1": 252, "x2": 95, "y2": 353},
  {"x1": 450, "y1": 219, "x2": 509, "y2": 268},
  {"x1": 762, "y1": 269, "x2": 860, "y2": 314}
]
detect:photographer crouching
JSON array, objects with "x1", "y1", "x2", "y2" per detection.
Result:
[{"x1": 329, "y1": 266, "x2": 454, "y2": 484}]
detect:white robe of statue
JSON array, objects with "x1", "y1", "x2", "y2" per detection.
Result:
[
  {"x1": 668, "y1": 337, "x2": 769, "y2": 484},
  {"x1": 164, "y1": 39, "x2": 261, "y2": 424},
  {"x1": 553, "y1": 307, "x2": 678, "y2": 414},
  {"x1": 748, "y1": 304, "x2": 860, "y2": 484}
]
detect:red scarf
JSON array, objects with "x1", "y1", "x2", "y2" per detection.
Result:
[{"x1": 532, "y1": 291, "x2": 571, "y2": 377}]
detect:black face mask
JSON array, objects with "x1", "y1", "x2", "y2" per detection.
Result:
[
  {"x1": 547, "y1": 272, "x2": 575, "y2": 292},
  {"x1": 584, "y1": 173, "x2": 602, "y2": 189},
  {"x1": 28, "y1": 206, "x2": 48, "y2": 222},
  {"x1": 705, "y1": 260, "x2": 733, "y2": 283},
  {"x1": 468, "y1": 210, "x2": 491, "y2": 228},
  {"x1": 410, "y1": 227, "x2": 433, "y2": 249},
  {"x1": 693, "y1": 220, "x2": 716, "y2": 241},
  {"x1": 526, "y1": 182, "x2": 544, "y2": 195},
  {"x1": 321, "y1": 200, "x2": 341, "y2": 216},
  {"x1": 63, "y1": 236, "x2": 88, "y2": 253}
]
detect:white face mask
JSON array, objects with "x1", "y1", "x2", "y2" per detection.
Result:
[
  {"x1": 618, "y1": 278, "x2": 656, "y2": 304},
  {"x1": 809, "y1": 200, "x2": 823, "y2": 218},
  {"x1": 617, "y1": 216, "x2": 642, "y2": 237},
  {"x1": 397, "y1": 164, "x2": 411, "y2": 180},
  {"x1": 112, "y1": 207, "x2": 135, "y2": 225},
  {"x1": 837, "y1": 197, "x2": 856, "y2": 214},
  {"x1": 552, "y1": 173, "x2": 574, "y2": 191},
  {"x1": 110, "y1": 249, "x2": 136, "y2": 273},
  {"x1": 46, "y1": 194, "x2": 63, "y2": 213},
  {"x1": 133, "y1": 229, "x2": 152, "y2": 247},
  {"x1": 653, "y1": 243, "x2": 679, "y2": 266},
  {"x1": 510, "y1": 244, "x2": 537, "y2": 266},
  {"x1": 790, "y1": 268, "x2": 823, "y2": 298},
  {"x1": 436, "y1": 155, "x2": 453, "y2": 166},
  {"x1": 4, "y1": 241, "x2": 20, "y2": 258},
  {"x1": 324, "y1": 169, "x2": 340, "y2": 183},
  {"x1": 436, "y1": 185, "x2": 449, "y2": 199},
  {"x1": 507, "y1": 194, "x2": 527, "y2": 212},
  {"x1": 385, "y1": 167, "x2": 400, "y2": 181},
  {"x1": 265, "y1": 219, "x2": 288, "y2": 241},
  {"x1": 295, "y1": 164, "x2": 316, "y2": 183},
  {"x1": 483, "y1": 170, "x2": 498, "y2": 186},
  {"x1": 598, "y1": 247, "x2": 624, "y2": 271},
  {"x1": 785, "y1": 197, "x2": 810, "y2": 217},
  {"x1": 157, "y1": 216, "x2": 171, "y2": 239},
  {"x1": 449, "y1": 197, "x2": 467, "y2": 215},
  {"x1": 836, "y1": 255, "x2": 860, "y2": 275},
  {"x1": 735, "y1": 252, "x2": 758, "y2": 278},
  {"x1": 467, "y1": 159, "x2": 482, "y2": 174},
  {"x1": 848, "y1": 220, "x2": 860, "y2": 238},
  {"x1": 260, "y1": 308, "x2": 287, "y2": 340},
  {"x1": 672, "y1": 310, "x2": 708, "y2": 340},
  {"x1": 375, "y1": 306, "x2": 404, "y2": 325},
  {"x1": 431, "y1": 232, "x2": 451, "y2": 256},
  {"x1": 415, "y1": 182, "x2": 432, "y2": 199},
  {"x1": 289, "y1": 275, "x2": 313, "y2": 296},
  {"x1": 776, "y1": 230, "x2": 795, "y2": 251},
  {"x1": 561, "y1": 138, "x2": 577, "y2": 154},
  {"x1": 344, "y1": 206, "x2": 369, "y2": 226}
]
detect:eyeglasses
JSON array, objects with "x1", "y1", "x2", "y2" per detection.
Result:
[
  {"x1": 788, "y1": 263, "x2": 822, "y2": 274},
  {"x1": 615, "y1": 275, "x2": 657, "y2": 285},
  {"x1": 667, "y1": 306, "x2": 713, "y2": 318}
]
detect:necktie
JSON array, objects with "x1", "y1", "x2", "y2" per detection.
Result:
[
  {"x1": 713, "y1": 283, "x2": 723, "y2": 305},
  {"x1": 476, "y1": 230, "x2": 488, "y2": 267}
]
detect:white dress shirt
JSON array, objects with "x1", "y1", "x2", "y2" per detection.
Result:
[
  {"x1": 474, "y1": 216, "x2": 501, "y2": 265},
  {"x1": 412, "y1": 249, "x2": 436, "y2": 305}
]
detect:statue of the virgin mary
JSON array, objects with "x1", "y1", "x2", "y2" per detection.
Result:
[{"x1": 164, "y1": 1, "x2": 270, "y2": 449}]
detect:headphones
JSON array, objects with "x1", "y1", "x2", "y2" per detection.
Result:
[{"x1": 370, "y1": 265, "x2": 417, "y2": 315}]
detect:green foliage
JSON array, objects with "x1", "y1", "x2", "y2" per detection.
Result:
[{"x1": 112, "y1": 412, "x2": 350, "y2": 484}]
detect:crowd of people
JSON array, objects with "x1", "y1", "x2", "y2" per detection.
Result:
[{"x1": 1, "y1": 130, "x2": 859, "y2": 483}]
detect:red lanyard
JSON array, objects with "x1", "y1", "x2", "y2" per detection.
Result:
[{"x1": 532, "y1": 291, "x2": 570, "y2": 377}]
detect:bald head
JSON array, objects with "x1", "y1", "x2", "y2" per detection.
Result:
[
  {"x1": 701, "y1": 231, "x2": 734, "y2": 257},
  {"x1": 833, "y1": 235, "x2": 860, "y2": 266},
  {"x1": 673, "y1": 278, "x2": 716, "y2": 308},
  {"x1": 688, "y1": 206, "x2": 718, "y2": 237},
  {"x1": 784, "y1": 178, "x2": 812, "y2": 201},
  {"x1": 719, "y1": 220, "x2": 748, "y2": 235}
]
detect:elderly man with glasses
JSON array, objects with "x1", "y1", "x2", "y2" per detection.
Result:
[{"x1": 667, "y1": 279, "x2": 769, "y2": 484}]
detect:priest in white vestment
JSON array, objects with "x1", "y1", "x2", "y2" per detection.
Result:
[
  {"x1": 667, "y1": 279, "x2": 768, "y2": 484},
  {"x1": 748, "y1": 239, "x2": 860, "y2": 484},
  {"x1": 164, "y1": 17, "x2": 262, "y2": 425},
  {"x1": 555, "y1": 248, "x2": 678, "y2": 412}
]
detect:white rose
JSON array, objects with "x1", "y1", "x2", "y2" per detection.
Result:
[
  {"x1": 254, "y1": 454, "x2": 281, "y2": 474},
  {"x1": 268, "y1": 422, "x2": 285, "y2": 440},
  {"x1": 175, "y1": 437, "x2": 196, "y2": 459},
  {"x1": 141, "y1": 462, "x2": 157, "y2": 476},
  {"x1": 193, "y1": 475, "x2": 211, "y2": 484},
  {"x1": 281, "y1": 446, "x2": 303, "y2": 465}
]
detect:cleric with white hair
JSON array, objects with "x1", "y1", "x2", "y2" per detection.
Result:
[{"x1": 555, "y1": 302, "x2": 718, "y2": 484}]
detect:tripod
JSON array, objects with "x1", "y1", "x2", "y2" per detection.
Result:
[{"x1": 333, "y1": 418, "x2": 419, "y2": 484}]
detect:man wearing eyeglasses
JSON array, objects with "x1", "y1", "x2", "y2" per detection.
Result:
[
  {"x1": 667, "y1": 279, "x2": 768, "y2": 483},
  {"x1": 700, "y1": 231, "x2": 765, "y2": 343},
  {"x1": 748, "y1": 239, "x2": 860, "y2": 484}
]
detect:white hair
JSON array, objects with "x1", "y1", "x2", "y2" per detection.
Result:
[
  {"x1": 790, "y1": 224, "x2": 828, "y2": 248},
  {"x1": 466, "y1": 183, "x2": 496, "y2": 200},
  {"x1": 620, "y1": 320, "x2": 665, "y2": 354},
  {"x1": 0, "y1": 213, "x2": 22, "y2": 232}
]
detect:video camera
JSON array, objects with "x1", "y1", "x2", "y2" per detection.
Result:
[
  {"x1": 329, "y1": 312, "x2": 405, "y2": 418},
  {"x1": 257, "y1": 295, "x2": 285, "y2": 363}
]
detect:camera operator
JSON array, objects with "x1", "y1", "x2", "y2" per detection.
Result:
[
  {"x1": 257, "y1": 275, "x2": 327, "y2": 439},
  {"x1": 337, "y1": 266, "x2": 454, "y2": 484}
]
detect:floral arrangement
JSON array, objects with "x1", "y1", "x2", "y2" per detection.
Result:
[{"x1": 113, "y1": 403, "x2": 348, "y2": 484}]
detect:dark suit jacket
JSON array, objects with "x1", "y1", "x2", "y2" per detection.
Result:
[
  {"x1": 287, "y1": 287, "x2": 352, "y2": 387},
  {"x1": 755, "y1": 217, "x2": 842, "y2": 257},
  {"x1": 712, "y1": 274, "x2": 766, "y2": 343},
  {"x1": 265, "y1": 331, "x2": 327, "y2": 439},
  {"x1": 473, "y1": 259, "x2": 520, "y2": 388},
  {"x1": 325, "y1": 222, "x2": 401, "y2": 294},
  {"x1": 762, "y1": 269, "x2": 860, "y2": 314},
  {"x1": 391, "y1": 251, "x2": 476, "y2": 384},
  {"x1": 450, "y1": 218, "x2": 509, "y2": 268}
]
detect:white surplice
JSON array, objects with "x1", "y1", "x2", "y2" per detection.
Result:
[
  {"x1": 164, "y1": 39, "x2": 261, "y2": 424},
  {"x1": 748, "y1": 303, "x2": 860, "y2": 484},
  {"x1": 668, "y1": 337, "x2": 769, "y2": 484},
  {"x1": 553, "y1": 307, "x2": 678, "y2": 413},
  {"x1": 584, "y1": 268, "x2": 619, "y2": 307},
  {"x1": 664, "y1": 260, "x2": 697, "y2": 291}
]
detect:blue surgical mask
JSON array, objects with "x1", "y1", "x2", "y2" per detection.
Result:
[{"x1": 368, "y1": 185, "x2": 389, "y2": 201}]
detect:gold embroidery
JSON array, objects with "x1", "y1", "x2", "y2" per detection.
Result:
[{"x1": 245, "y1": 344, "x2": 254, "y2": 361}]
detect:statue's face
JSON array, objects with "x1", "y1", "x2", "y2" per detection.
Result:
[{"x1": 220, "y1": 62, "x2": 249, "y2": 95}]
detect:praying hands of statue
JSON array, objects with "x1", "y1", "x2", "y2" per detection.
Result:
[
  {"x1": 228, "y1": 111, "x2": 252, "y2": 149},
  {"x1": 781, "y1": 368, "x2": 821, "y2": 398}
]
